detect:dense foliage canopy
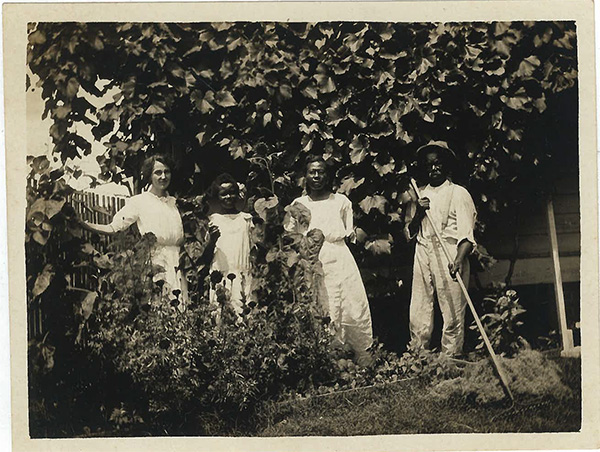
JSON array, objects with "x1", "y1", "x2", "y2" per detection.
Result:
[{"x1": 28, "y1": 21, "x2": 578, "y2": 250}]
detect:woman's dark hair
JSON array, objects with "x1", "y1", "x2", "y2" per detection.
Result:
[
  {"x1": 207, "y1": 173, "x2": 239, "y2": 199},
  {"x1": 140, "y1": 154, "x2": 174, "y2": 188},
  {"x1": 305, "y1": 154, "x2": 327, "y2": 169}
]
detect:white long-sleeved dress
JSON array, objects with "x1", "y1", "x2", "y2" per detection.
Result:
[
  {"x1": 109, "y1": 191, "x2": 187, "y2": 302},
  {"x1": 209, "y1": 212, "x2": 253, "y2": 314},
  {"x1": 286, "y1": 193, "x2": 373, "y2": 353}
]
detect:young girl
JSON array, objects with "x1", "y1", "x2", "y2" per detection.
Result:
[
  {"x1": 285, "y1": 156, "x2": 373, "y2": 363},
  {"x1": 205, "y1": 173, "x2": 253, "y2": 315},
  {"x1": 82, "y1": 155, "x2": 188, "y2": 305}
]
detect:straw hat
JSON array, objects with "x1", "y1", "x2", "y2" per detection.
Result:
[{"x1": 415, "y1": 141, "x2": 457, "y2": 162}]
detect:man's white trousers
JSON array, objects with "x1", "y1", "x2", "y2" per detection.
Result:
[{"x1": 409, "y1": 237, "x2": 469, "y2": 356}]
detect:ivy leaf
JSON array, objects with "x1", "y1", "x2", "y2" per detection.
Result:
[
  {"x1": 168, "y1": 64, "x2": 185, "y2": 79},
  {"x1": 66, "y1": 78, "x2": 80, "y2": 99},
  {"x1": 299, "y1": 123, "x2": 320, "y2": 134},
  {"x1": 32, "y1": 231, "x2": 48, "y2": 245},
  {"x1": 349, "y1": 135, "x2": 369, "y2": 164},
  {"x1": 195, "y1": 131, "x2": 206, "y2": 145},
  {"x1": 31, "y1": 155, "x2": 50, "y2": 174},
  {"x1": 302, "y1": 107, "x2": 320, "y2": 122},
  {"x1": 517, "y1": 56, "x2": 541, "y2": 78},
  {"x1": 32, "y1": 264, "x2": 54, "y2": 298},
  {"x1": 199, "y1": 98, "x2": 214, "y2": 114},
  {"x1": 355, "y1": 227, "x2": 368, "y2": 243},
  {"x1": 359, "y1": 195, "x2": 387, "y2": 215},
  {"x1": 80, "y1": 291, "x2": 97, "y2": 321},
  {"x1": 230, "y1": 141, "x2": 247, "y2": 160},
  {"x1": 500, "y1": 90, "x2": 531, "y2": 111},
  {"x1": 53, "y1": 105, "x2": 71, "y2": 119},
  {"x1": 348, "y1": 114, "x2": 367, "y2": 129},
  {"x1": 492, "y1": 38, "x2": 512, "y2": 57},
  {"x1": 373, "y1": 160, "x2": 395, "y2": 176},
  {"x1": 315, "y1": 74, "x2": 335, "y2": 93},
  {"x1": 284, "y1": 202, "x2": 311, "y2": 234},
  {"x1": 338, "y1": 176, "x2": 365, "y2": 195},
  {"x1": 30, "y1": 211, "x2": 45, "y2": 227},
  {"x1": 301, "y1": 83, "x2": 318, "y2": 99},
  {"x1": 145, "y1": 104, "x2": 166, "y2": 115},
  {"x1": 533, "y1": 97, "x2": 547, "y2": 113},
  {"x1": 266, "y1": 249, "x2": 279, "y2": 263},
  {"x1": 28, "y1": 30, "x2": 46, "y2": 45},
  {"x1": 263, "y1": 112, "x2": 272, "y2": 126},
  {"x1": 215, "y1": 91, "x2": 236, "y2": 107},
  {"x1": 29, "y1": 198, "x2": 65, "y2": 219},
  {"x1": 286, "y1": 251, "x2": 300, "y2": 268},
  {"x1": 506, "y1": 128, "x2": 523, "y2": 141},
  {"x1": 326, "y1": 103, "x2": 346, "y2": 126},
  {"x1": 422, "y1": 111, "x2": 435, "y2": 123},
  {"x1": 279, "y1": 85, "x2": 293, "y2": 99},
  {"x1": 254, "y1": 196, "x2": 279, "y2": 221}
]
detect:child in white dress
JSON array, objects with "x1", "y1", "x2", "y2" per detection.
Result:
[
  {"x1": 285, "y1": 156, "x2": 373, "y2": 363},
  {"x1": 205, "y1": 174, "x2": 253, "y2": 315}
]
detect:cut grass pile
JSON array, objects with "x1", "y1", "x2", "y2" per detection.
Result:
[
  {"x1": 255, "y1": 354, "x2": 580, "y2": 436},
  {"x1": 431, "y1": 349, "x2": 572, "y2": 403}
]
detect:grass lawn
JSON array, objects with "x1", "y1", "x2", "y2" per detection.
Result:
[{"x1": 255, "y1": 356, "x2": 581, "y2": 436}]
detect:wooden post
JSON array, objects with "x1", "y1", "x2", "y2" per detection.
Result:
[{"x1": 546, "y1": 196, "x2": 578, "y2": 357}]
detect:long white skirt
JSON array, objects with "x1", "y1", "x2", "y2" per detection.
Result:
[
  {"x1": 151, "y1": 244, "x2": 188, "y2": 305},
  {"x1": 320, "y1": 240, "x2": 373, "y2": 353}
]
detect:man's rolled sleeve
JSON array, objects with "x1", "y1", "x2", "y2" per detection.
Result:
[
  {"x1": 403, "y1": 201, "x2": 418, "y2": 242},
  {"x1": 454, "y1": 187, "x2": 477, "y2": 251}
]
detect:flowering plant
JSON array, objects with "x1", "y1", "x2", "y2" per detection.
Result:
[{"x1": 471, "y1": 286, "x2": 529, "y2": 357}]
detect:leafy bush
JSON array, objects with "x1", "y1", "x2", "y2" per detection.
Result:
[
  {"x1": 471, "y1": 286, "x2": 529, "y2": 357},
  {"x1": 81, "y1": 200, "x2": 337, "y2": 432},
  {"x1": 25, "y1": 156, "x2": 116, "y2": 437}
]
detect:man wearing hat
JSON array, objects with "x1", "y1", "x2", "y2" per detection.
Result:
[{"x1": 403, "y1": 141, "x2": 477, "y2": 356}]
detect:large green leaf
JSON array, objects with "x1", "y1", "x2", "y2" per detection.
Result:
[{"x1": 32, "y1": 264, "x2": 54, "y2": 298}]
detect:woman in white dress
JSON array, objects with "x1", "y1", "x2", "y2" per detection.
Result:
[
  {"x1": 204, "y1": 173, "x2": 253, "y2": 315},
  {"x1": 82, "y1": 155, "x2": 188, "y2": 304},
  {"x1": 285, "y1": 156, "x2": 373, "y2": 363}
]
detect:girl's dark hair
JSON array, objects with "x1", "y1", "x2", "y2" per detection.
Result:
[
  {"x1": 140, "y1": 154, "x2": 174, "y2": 188},
  {"x1": 208, "y1": 173, "x2": 239, "y2": 199}
]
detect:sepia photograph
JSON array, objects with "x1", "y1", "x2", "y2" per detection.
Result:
[{"x1": 4, "y1": 1, "x2": 599, "y2": 451}]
